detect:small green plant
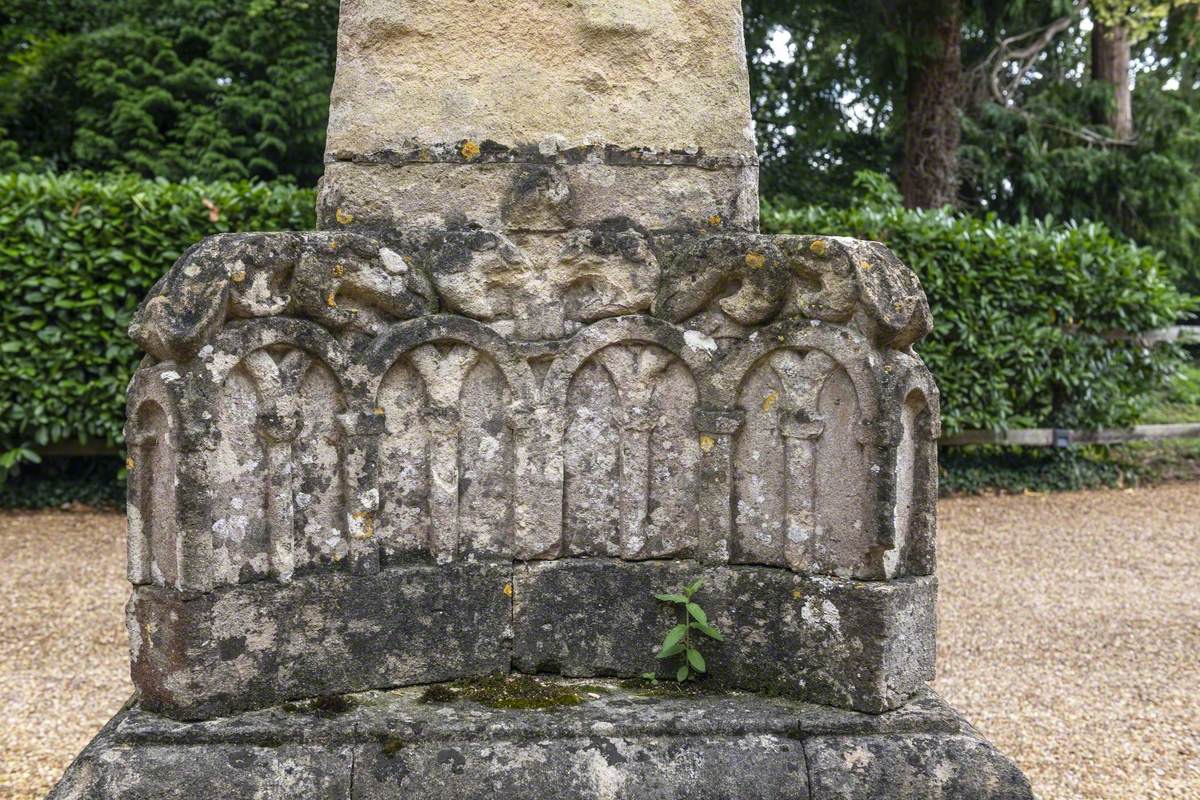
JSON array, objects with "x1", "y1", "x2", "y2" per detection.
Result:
[{"x1": 642, "y1": 578, "x2": 724, "y2": 684}]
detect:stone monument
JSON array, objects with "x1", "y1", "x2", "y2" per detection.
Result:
[{"x1": 51, "y1": 1, "x2": 1033, "y2": 797}]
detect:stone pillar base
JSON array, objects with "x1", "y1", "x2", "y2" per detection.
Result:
[{"x1": 50, "y1": 683, "x2": 1031, "y2": 800}]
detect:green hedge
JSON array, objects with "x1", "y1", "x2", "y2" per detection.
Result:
[
  {"x1": 0, "y1": 172, "x2": 315, "y2": 474},
  {"x1": 763, "y1": 173, "x2": 1192, "y2": 434}
]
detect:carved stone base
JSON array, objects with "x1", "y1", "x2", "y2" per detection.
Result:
[
  {"x1": 128, "y1": 560, "x2": 935, "y2": 719},
  {"x1": 49, "y1": 685, "x2": 1032, "y2": 800}
]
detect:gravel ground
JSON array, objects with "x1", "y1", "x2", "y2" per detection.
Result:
[{"x1": 1, "y1": 483, "x2": 1197, "y2": 799}]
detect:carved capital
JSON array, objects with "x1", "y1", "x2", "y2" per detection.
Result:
[{"x1": 780, "y1": 412, "x2": 824, "y2": 441}]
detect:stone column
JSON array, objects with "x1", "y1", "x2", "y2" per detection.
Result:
[
  {"x1": 318, "y1": 0, "x2": 758, "y2": 236},
  {"x1": 422, "y1": 405, "x2": 463, "y2": 564},
  {"x1": 256, "y1": 408, "x2": 302, "y2": 583},
  {"x1": 779, "y1": 411, "x2": 824, "y2": 573},
  {"x1": 337, "y1": 410, "x2": 386, "y2": 576},
  {"x1": 693, "y1": 408, "x2": 745, "y2": 564}
]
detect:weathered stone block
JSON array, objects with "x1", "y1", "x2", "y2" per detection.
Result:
[
  {"x1": 129, "y1": 563, "x2": 512, "y2": 719},
  {"x1": 325, "y1": 0, "x2": 756, "y2": 160},
  {"x1": 512, "y1": 560, "x2": 935, "y2": 713},
  {"x1": 50, "y1": 686, "x2": 1030, "y2": 800},
  {"x1": 805, "y1": 732, "x2": 1034, "y2": 799}
]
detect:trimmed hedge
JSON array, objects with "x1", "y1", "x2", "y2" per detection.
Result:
[
  {"x1": 0, "y1": 172, "x2": 315, "y2": 474},
  {"x1": 763, "y1": 173, "x2": 1192, "y2": 434}
]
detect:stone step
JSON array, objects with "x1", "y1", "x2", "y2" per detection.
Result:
[{"x1": 50, "y1": 682, "x2": 1032, "y2": 800}]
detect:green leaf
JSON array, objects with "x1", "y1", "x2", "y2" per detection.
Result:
[
  {"x1": 686, "y1": 648, "x2": 706, "y2": 673},
  {"x1": 656, "y1": 642, "x2": 685, "y2": 660},
  {"x1": 676, "y1": 664, "x2": 690, "y2": 683},
  {"x1": 686, "y1": 603, "x2": 708, "y2": 626},
  {"x1": 691, "y1": 622, "x2": 724, "y2": 642},
  {"x1": 654, "y1": 593, "x2": 689, "y2": 604},
  {"x1": 686, "y1": 578, "x2": 704, "y2": 595},
  {"x1": 659, "y1": 624, "x2": 688, "y2": 653}
]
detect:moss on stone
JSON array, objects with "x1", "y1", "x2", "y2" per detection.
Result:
[
  {"x1": 419, "y1": 675, "x2": 610, "y2": 710},
  {"x1": 381, "y1": 736, "x2": 409, "y2": 757}
]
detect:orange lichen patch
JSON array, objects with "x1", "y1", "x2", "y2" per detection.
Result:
[
  {"x1": 744, "y1": 251, "x2": 766, "y2": 269},
  {"x1": 762, "y1": 392, "x2": 779, "y2": 413},
  {"x1": 809, "y1": 239, "x2": 827, "y2": 256},
  {"x1": 460, "y1": 140, "x2": 481, "y2": 160},
  {"x1": 326, "y1": 291, "x2": 338, "y2": 309},
  {"x1": 335, "y1": 208, "x2": 355, "y2": 225},
  {"x1": 699, "y1": 434, "x2": 716, "y2": 453},
  {"x1": 503, "y1": 583, "x2": 514, "y2": 597},
  {"x1": 373, "y1": 407, "x2": 386, "y2": 416}
]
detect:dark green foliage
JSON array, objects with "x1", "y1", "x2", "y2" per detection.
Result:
[
  {"x1": 0, "y1": 455, "x2": 126, "y2": 509},
  {"x1": 763, "y1": 173, "x2": 1192, "y2": 434},
  {"x1": 0, "y1": 171, "x2": 315, "y2": 477},
  {"x1": 0, "y1": 0, "x2": 340, "y2": 184},
  {"x1": 744, "y1": 2, "x2": 1200, "y2": 291},
  {"x1": 938, "y1": 447, "x2": 1128, "y2": 495}
]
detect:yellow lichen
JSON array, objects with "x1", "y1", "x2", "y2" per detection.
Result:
[
  {"x1": 792, "y1": 589, "x2": 803, "y2": 600},
  {"x1": 707, "y1": 214, "x2": 723, "y2": 227},
  {"x1": 809, "y1": 238, "x2": 827, "y2": 256},
  {"x1": 126, "y1": 457, "x2": 135, "y2": 471},
  {"x1": 744, "y1": 252, "x2": 766, "y2": 270},
  {"x1": 857, "y1": 259, "x2": 872, "y2": 272},
  {"x1": 335, "y1": 208, "x2": 354, "y2": 226},
  {"x1": 332, "y1": 263, "x2": 346, "y2": 278},
  {"x1": 373, "y1": 406, "x2": 386, "y2": 416},
  {"x1": 460, "y1": 140, "x2": 481, "y2": 160},
  {"x1": 503, "y1": 583, "x2": 514, "y2": 597},
  {"x1": 762, "y1": 392, "x2": 779, "y2": 412},
  {"x1": 350, "y1": 511, "x2": 375, "y2": 540},
  {"x1": 699, "y1": 434, "x2": 716, "y2": 453},
  {"x1": 326, "y1": 291, "x2": 338, "y2": 309},
  {"x1": 230, "y1": 269, "x2": 246, "y2": 284}
]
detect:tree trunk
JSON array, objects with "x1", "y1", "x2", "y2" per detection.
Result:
[
  {"x1": 900, "y1": 0, "x2": 963, "y2": 210},
  {"x1": 1091, "y1": 20, "x2": 1133, "y2": 141}
]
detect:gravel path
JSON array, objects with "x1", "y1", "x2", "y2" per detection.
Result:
[{"x1": 2, "y1": 483, "x2": 1197, "y2": 799}]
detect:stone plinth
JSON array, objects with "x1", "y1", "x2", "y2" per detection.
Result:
[
  {"x1": 120, "y1": 229, "x2": 938, "y2": 720},
  {"x1": 50, "y1": 684, "x2": 1032, "y2": 800}
]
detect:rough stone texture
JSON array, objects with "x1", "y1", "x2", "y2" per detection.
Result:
[
  {"x1": 127, "y1": 558, "x2": 932, "y2": 719},
  {"x1": 320, "y1": 0, "x2": 758, "y2": 232},
  {"x1": 49, "y1": 685, "x2": 1031, "y2": 800},
  {"x1": 513, "y1": 560, "x2": 936, "y2": 713},
  {"x1": 317, "y1": 160, "x2": 760, "y2": 235},
  {"x1": 128, "y1": 563, "x2": 512, "y2": 720},
  {"x1": 325, "y1": 0, "x2": 755, "y2": 160},
  {"x1": 118, "y1": 224, "x2": 942, "y2": 716}
]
